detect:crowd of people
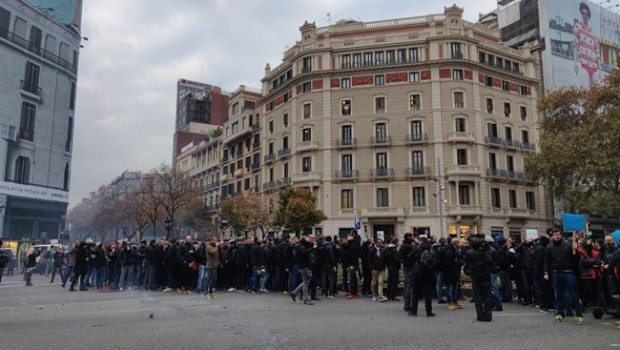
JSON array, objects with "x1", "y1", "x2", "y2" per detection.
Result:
[{"x1": 2, "y1": 228, "x2": 619, "y2": 324}]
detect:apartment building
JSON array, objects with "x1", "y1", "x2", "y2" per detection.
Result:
[
  {"x1": 0, "y1": 0, "x2": 83, "y2": 240},
  {"x1": 220, "y1": 85, "x2": 262, "y2": 200},
  {"x1": 258, "y1": 5, "x2": 551, "y2": 241}
]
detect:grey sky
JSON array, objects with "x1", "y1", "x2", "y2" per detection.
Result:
[{"x1": 71, "y1": 0, "x2": 497, "y2": 206}]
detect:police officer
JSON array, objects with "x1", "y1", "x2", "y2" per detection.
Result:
[{"x1": 464, "y1": 234, "x2": 495, "y2": 322}]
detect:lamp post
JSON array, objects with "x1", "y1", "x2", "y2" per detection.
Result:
[{"x1": 434, "y1": 158, "x2": 447, "y2": 238}]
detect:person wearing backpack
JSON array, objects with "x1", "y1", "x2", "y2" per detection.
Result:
[
  {"x1": 410, "y1": 235, "x2": 436, "y2": 317},
  {"x1": 0, "y1": 240, "x2": 8, "y2": 284}
]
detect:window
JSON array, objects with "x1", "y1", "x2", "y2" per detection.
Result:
[
  {"x1": 374, "y1": 75, "x2": 385, "y2": 86},
  {"x1": 244, "y1": 178, "x2": 250, "y2": 191},
  {"x1": 397, "y1": 49, "x2": 406, "y2": 63},
  {"x1": 19, "y1": 102, "x2": 36, "y2": 141},
  {"x1": 526, "y1": 191, "x2": 535, "y2": 210},
  {"x1": 375, "y1": 123, "x2": 387, "y2": 142},
  {"x1": 504, "y1": 102, "x2": 511, "y2": 117},
  {"x1": 505, "y1": 127, "x2": 513, "y2": 141},
  {"x1": 232, "y1": 121, "x2": 239, "y2": 133},
  {"x1": 269, "y1": 167, "x2": 274, "y2": 182},
  {"x1": 412, "y1": 150, "x2": 424, "y2": 169},
  {"x1": 302, "y1": 157, "x2": 312, "y2": 172},
  {"x1": 457, "y1": 149, "x2": 468, "y2": 165},
  {"x1": 489, "y1": 152, "x2": 497, "y2": 169},
  {"x1": 409, "y1": 48, "x2": 419, "y2": 62},
  {"x1": 485, "y1": 75, "x2": 493, "y2": 87},
  {"x1": 283, "y1": 136, "x2": 289, "y2": 149},
  {"x1": 450, "y1": 42, "x2": 462, "y2": 58},
  {"x1": 23, "y1": 62, "x2": 40, "y2": 95},
  {"x1": 268, "y1": 142, "x2": 274, "y2": 155},
  {"x1": 410, "y1": 120, "x2": 423, "y2": 139},
  {"x1": 376, "y1": 188, "x2": 389, "y2": 207},
  {"x1": 0, "y1": 6, "x2": 9, "y2": 38},
  {"x1": 232, "y1": 102, "x2": 239, "y2": 114},
  {"x1": 507, "y1": 155, "x2": 514, "y2": 172},
  {"x1": 519, "y1": 86, "x2": 527, "y2": 96},
  {"x1": 341, "y1": 99, "x2": 351, "y2": 116},
  {"x1": 341, "y1": 78, "x2": 350, "y2": 89},
  {"x1": 374, "y1": 51, "x2": 384, "y2": 65},
  {"x1": 363, "y1": 52, "x2": 373, "y2": 65},
  {"x1": 454, "y1": 91, "x2": 464, "y2": 108},
  {"x1": 283, "y1": 162, "x2": 289, "y2": 178},
  {"x1": 509, "y1": 190, "x2": 517, "y2": 208},
  {"x1": 283, "y1": 113, "x2": 289, "y2": 128},
  {"x1": 302, "y1": 82, "x2": 311, "y2": 93},
  {"x1": 487, "y1": 123, "x2": 498, "y2": 137},
  {"x1": 376, "y1": 152, "x2": 387, "y2": 170},
  {"x1": 65, "y1": 116, "x2": 73, "y2": 152},
  {"x1": 342, "y1": 54, "x2": 351, "y2": 68},
  {"x1": 455, "y1": 118, "x2": 466, "y2": 132},
  {"x1": 375, "y1": 96, "x2": 385, "y2": 113},
  {"x1": 458, "y1": 184, "x2": 471, "y2": 205},
  {"x1": 453, "y1": 69, "x2": 464, "y2": 80},
  {"x1": 413, "y1": 187, "x2": 425, "y2": 207},
  {"x1": 68, "y1": 81, "x2": 76, "y2": 110},
  {"x1": 341, "y1": 189, "x2": 354, "y2": 209},
  {"x1": 502, "y1": 80, "x2": 509, "y2": 91},
  {"x1": 237, "y1": 181, "x2": 242, "y2": 193},
  {"x1": 520, "y1": 106, "x2": 527, "y2": 121},
  {"x1": 491, "y1": 188, "x2": 501, "y2": 208},
  {"x1": 513, "y1": 62, "x2": 520, "y2": 73},
  {"x1": 479, "y1": 52, "x2": 486, "y2": 64},
  {"x1": 268, "y1": 120, "x2": 274, "y2": 134},
  {"x1": 302, "y1": 128, "x2": 312, "y2": 142},
  {"x1": 409, "y1": 71, "x2": 420, "y2": 82},
  {"x1": 29, "y1": 25, "x2": 42, "y2": 54},
  {"x1": 487, "y1": 54, "x2": 495, "y2": 66},
  {"x1": 409, "y1": 94, "x2": 421, "y2": 110},
  {"x1": 303, "y1": 103, "x2": 311, "y2": 119},
  {"x1": 386, "y1": 50, "x2": 395, "y2": 64},
  {"x1": 63, "y1": 164, "x2": 69, "y2": 191},
  {"x1": 486, "y1": 98, "x2": 494, "y2": 114},
  {"x1": 497, "y1": 57, "x2": 504, "y2": 68},
  {"x1": 302, "y1": 56, "x2": 312, "y2": 72},
  {"x1": 352, "y1": 54, "x2": 361, "y2": 67},
  {"x1": 341, "y1": 125, "x2": 353, "y2": 144},
  {"x1": 245, "y1": 156, "x2": 251, "y2": 170},
  {"x1": 342, "y1": 154, "x2": 353, "y2": 173},
  {"x1": 522, "y1": 130, "x2": 530, "y2": 144},
  {"x1": 15, "y1": 156, "x2": 30, "y2": 184}
]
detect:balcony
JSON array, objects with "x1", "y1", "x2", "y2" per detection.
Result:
[
  {"x1": 275, "y1": 177, "x2": 291, "y2": 188},
  {"x1": 487, "y1": 168, "x2": 507, "y2": 180},
  {"x1": 205, "y1": 181, "x2": 221, "y2": 191},
  {"x1": 451, "y1": 52, "x2": 464, "y2": 59},
  {"x1": 521, "y1": 142, "x2": 536, "y2": 152},
  {"x1": 485, "y1": 136, "x2": 504, "y2": 147},
  {"x1": 406, "y1": 133, "x2": 428, "y2": 144},
  {"x1": 370, "y1": 135, "x2": 392, "y2": 147},
  {"x1": 335, "y1": 170, "x2": 359, "y2": 181},
  {"x1": 503, "y1": 139, "x2": 521, "y2": 149},
  {"x1": 362, "y1": 207, "x2": 406, "y2": 217},
  {"x1": 223, "y1": 125, "x2": 253, "y2": 145},
  {"x1": 446, "y1": 205, "x2": 483, "y2": 217},
  {"x1": 19, "y1": 80, "x2": 42, "y2": 97},
  {"x1": 293, "y1": 172, "x2": 321, "y2": 183},
  {"x1": 18, "y1": 128, "x2": 33, "y2": 142},
  {"x1": 296, "y1": 141, "x2": 319, "y2": 152},
  {"x1": 252, "y1": 162, "x2": 260, "y2": 171},
  {"x1": 448, "y1": 132, "x2": 475, "y2": 143},
  {"x1": 264, "y1": 153, "x2": 275, "y2": 163},
  {"x1": 505, "y1": 208, "x2": 532, "y2": 219},
  {"x1": 370, "y1": 168, "x2": 395, "y2": 180},
  {"x1": 0, "y1": 29, "x2": 77, "y2": 74},
  {"x1": 277, "y1": 148, "x2": 290, "y2": 158},
  {"x1": 446, "y1": 165, "x2": 480, "y2": 177},
  {"x1": 405, "y1": 167, "x2": 431, "y2": 178},
  {"x1": 253, "y1": 141, "x2": 261, "y2": 149},
  {"x1": 302, "y1": 66, "x2": 312, "y2": 73},
  {"x1": 262, "y1": 181, "x2": 276, "y2": 191},
  {"x1": 336, "y1": 138, "x2": 357, "y2": 148}
]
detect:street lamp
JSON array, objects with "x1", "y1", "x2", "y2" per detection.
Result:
[
  {"x1": 164, "y1": 218, "x2": 173, "y2": 240},
  {"x1": 434, "y1": 158, "x2": 447, "y2": 238}
]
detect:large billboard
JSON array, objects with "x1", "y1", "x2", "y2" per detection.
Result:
[{"x1": 540, "y1": 0, "x2": 620, "y2": 89}]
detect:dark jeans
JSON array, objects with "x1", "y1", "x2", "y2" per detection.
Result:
[
  {"x1": 50, "y1": 265, "x2": 63, "y2": 283},
  {"x1": 403, "y1": 267, "x2": 414, "y2": 310},
  {"x1": 412, "y1": 277, "x2": 433, "y2": 315},
  {"x1": 387, "y1": 267, "x2": 399, "y2": 300},
  {"x1": 292, "y1": 267, "x2": 312, "y2": 302},
  {"x1": 361, "y1": 265, "x2": 372, "y2": 296},
  {"x1": 235, "y1": 265, "x2": 247, "y2": 290},
  {"x1": 166, "y1": 264, "x2": 180, "y2": 289},
  {"x1": 205, "y1": 267, "x2": 218, "y2": 294},
  {"x1": 70, "y1": 266, "x2": 87, "y2": 290},
  {"x1": 472, "y1": 276, "x2": 493, "y2": 321},
  {"x1": 552, "y1": 272, "x2": 582, "y2": 317},
  {"x1": 347, "y1": 266, "x2": 359, "y2": 295},
  {"x1": 62, "y1": 266, "x2": 74, "y2": 286},
  {"x1": 322, "y1": 264, "x2": 336, "y2": 296},
  {"x1": 521, "y1": 269, "x2": 536, "y2": 304}
]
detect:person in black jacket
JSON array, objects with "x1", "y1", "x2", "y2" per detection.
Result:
[
  {"x1": 544, "y1": 229, "x2": 583, "y2": 324},
  {"x1": 234, "y1": 239, "x2": 248, "y2": 291},
  {"x1": 410, "y1": 236, "x2": 435, "y2": 316},
  {"x1": 345, "y1": 233, "x2": 361, "y2": 299},
  {"x1": 464, "y1": 234, "x2": 495, "y2": 322},
  {"x1": 398, "y1": 233, "x2": 415, "y2": 312},
  {"x1": 69, "y1": 242, "x2": 89, "y2": 291},
  {"x1": 93, "y1": 244, "x2": 107, "y2": 289},
  {"x1": 360, "y1": 239, "x2": 372, "y2": 298},
  {"x1": 118, "y1": 241, "x2": 135, "y2": 291},
  {"x1": 442, "y1": 237, "x2": 464, "y2": 310},
  {"x1": 162, "y1": 240, "x2": 182, "y2": 292},
  {"x1": 144, "y1": 240, "x2": 161, "y2": 291},
  {"x1": 290, "y1": 236, "x2": 316, "y2": 305},
  {"x1": 369, "y1": 239, "x2": 388, "y2": 302},
  {"x1": 516, "y1": 238, "x2": 536, "y2": 306},
  {"x1": 386, "y1": 239, "x2": 401, "y2": 301},
  {"x1": 321, "y1": 236, "x2": 337, "y2": 299},
  {"x1": 50, "y1": 246, "x2": 65, "y2": 284}
]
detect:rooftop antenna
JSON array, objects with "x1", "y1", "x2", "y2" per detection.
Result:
[{"x1": 326, "y1": 12, "x2": 331, "y2": 26}]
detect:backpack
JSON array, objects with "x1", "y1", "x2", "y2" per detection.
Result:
[{"x1": 420, "y1": 249, "x2": 437, "y2": 270}]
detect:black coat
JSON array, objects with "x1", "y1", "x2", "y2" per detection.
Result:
[
  {"x1": 441, "y1": 244, "x2": 463, "y2": 283},
  {"x1": 464, "y1": 247, "x2": 494, "y2": 280}
]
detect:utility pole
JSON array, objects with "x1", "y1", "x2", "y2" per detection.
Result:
[{"x1": 435, "y1": 158, "x2": 446, "y2": 238}]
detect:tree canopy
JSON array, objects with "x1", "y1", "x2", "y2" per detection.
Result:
[
  {"x1": 275, "y1": 186, "x2": 326, "y2": 234},
  {"x1": 525, "y1": 70, "x2": 620, "y2": 215}
]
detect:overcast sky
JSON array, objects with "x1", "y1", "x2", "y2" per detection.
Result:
[{"x1": 71, "y1": 0, "x2": 497, "y2": 206}]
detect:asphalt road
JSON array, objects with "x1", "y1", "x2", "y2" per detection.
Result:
[{"x1": 0, "y1": 274, "x2": 619, "y2": 350}]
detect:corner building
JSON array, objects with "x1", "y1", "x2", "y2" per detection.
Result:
[{"x1": 259, "y1": 6, "x2": 551, "y2": 241}]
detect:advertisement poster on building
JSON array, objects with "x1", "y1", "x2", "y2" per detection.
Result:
[{"x1": 542, "y1": 0, "x2": 620, "y2": 89}]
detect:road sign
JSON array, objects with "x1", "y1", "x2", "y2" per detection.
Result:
[{"x1": 354, "y1": 217, "x2": 361, "y2": 230}]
